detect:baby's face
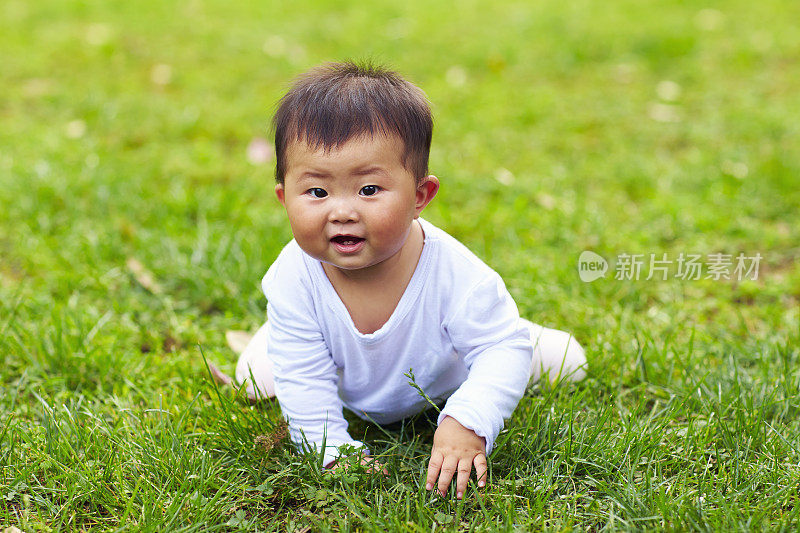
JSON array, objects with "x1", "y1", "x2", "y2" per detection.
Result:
[{"x1": 277, "y1": 134, "x2": 435, "y2": 275}]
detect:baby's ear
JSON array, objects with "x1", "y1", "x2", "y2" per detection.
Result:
[
  {"x1": 414, "y1": 175, "x2": 440, "y2": 217},
  {"x1": 275, "y1": 183, "x2": 286, "y2": 206}
]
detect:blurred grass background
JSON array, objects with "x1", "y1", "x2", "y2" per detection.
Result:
[{"x1": 1, "y1": 0, "x2": 799, "y2": 530}]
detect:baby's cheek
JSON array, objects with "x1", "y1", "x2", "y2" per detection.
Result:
[
  {"x1": 371, "y1": 212, "x2": 412, "y2": 244},
  {"x1": 290, "y1": 221, "x2": 325, "y2": 256}
]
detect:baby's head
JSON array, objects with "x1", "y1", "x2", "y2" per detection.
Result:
[
  {"x1": 271, "y1": 61, "x2": 439, "y2": 274},
  {"x1": 273, "y1": 60, "x2": 433, "y2": 187}
]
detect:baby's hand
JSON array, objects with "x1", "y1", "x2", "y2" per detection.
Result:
[{"x1": 425, "y1": 416, "x2": 487, "y2": 499}]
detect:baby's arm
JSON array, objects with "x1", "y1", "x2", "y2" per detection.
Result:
[
  {"x1": 430, "y1": 273, "x2": 533, "y2": 497},
  {"x1": 268, "y1": 307, "x2": 367, "y2": 466},
  {"x1": 262, "y1": 256, "x2": 366, "y2": 467}
]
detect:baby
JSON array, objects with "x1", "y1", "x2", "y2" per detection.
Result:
[{"x1": 214, "y1": 61, "x2": 586, "y2": 499}]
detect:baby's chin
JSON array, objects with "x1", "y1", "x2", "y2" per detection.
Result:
[
  {"x1": 321, "y1": 258, "x2": 379, "y2": 272},
  {"x1": 319, "y1": 254, "x2": 402, "y2": 278},
  {"x1": 308, "y1": 240, "x2": 412, "y2": 275}
]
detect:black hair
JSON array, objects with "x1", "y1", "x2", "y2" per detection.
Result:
[{"x1": 273, "y1": 60, "x2": 433, "y2": 184}]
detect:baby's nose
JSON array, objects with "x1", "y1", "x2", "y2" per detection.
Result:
[{"x1": 328, "y1": 199, "x2": 359, "y2": 223}]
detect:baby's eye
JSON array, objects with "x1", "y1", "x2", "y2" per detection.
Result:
[
  {"x1": 307, "y1": 188, "x2": 328, "y2": 198},
  {"x1": 359, "y1": 185, "x2": 380, "y2": 196}
]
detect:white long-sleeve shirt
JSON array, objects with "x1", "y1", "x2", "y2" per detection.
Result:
[{"x1": 263, "y1": 218, "x2": 533, "y2": 466}]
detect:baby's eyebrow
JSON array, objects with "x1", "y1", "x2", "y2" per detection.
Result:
[
  {"x1": 297, "y1": 171, "x2": 331, "y2": 180},
  {"x1": 351, "y1": 166, "x2": 387, "y2": 176},
  {"x1": 296, "y1": 167, "x2": 387, "y2": 180}
]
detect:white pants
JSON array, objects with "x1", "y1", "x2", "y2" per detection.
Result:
[{"x1": 235, "y1": 319, "x2": 587, "y2": 399}]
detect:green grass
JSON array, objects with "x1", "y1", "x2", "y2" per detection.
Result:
[{"x1": 2, "y1": 0, "x2": 799, "y2": 530}]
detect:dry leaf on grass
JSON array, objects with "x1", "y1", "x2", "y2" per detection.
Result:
[
  {"x1": 254, "y1": 420, "x2": 288, "y2": 453},
  {"x1": 126, "y1": 258, "x2": 163, "y2": 294},
  {"x1": 226, "y1": 330, "x2": 254, "y2": 354}
]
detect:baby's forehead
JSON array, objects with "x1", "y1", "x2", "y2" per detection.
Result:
[{"x1": 285, "y1": 132, "x2": 407, "y2": 169}]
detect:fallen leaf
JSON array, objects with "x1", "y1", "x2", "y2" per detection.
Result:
[
  {"x1": 85, "y1": 23, "x2": 113, "y2": 46},
  {"x1": 445, "y1": 65, "x2": 467, "y2": 88},
  {"x1": 721, "y1": 160, "x2": 748, "y2": 179},
  {"x1": 494, "y1": 167, "x2": 515, "y2": 186},
  {"x1": 66, "y1": 120, "x2": 86, "y2": 139},
  {"x1": 247, "y1": 137, "x2": 273, "y2": 165},
  {"x1": 536, "y1": 192, "x2": 556, "y2": 210},
  {"x1": 694, "y1": 8, "x2": 724, "y2": 31},
  {"x1": 126, "y1": 258, "x2": 163, "y2": 294},
  {"x1": 656, "y1": 80, "x2": 681, "y2": 102},
  {"x1": 162, "y1": 334, "x2": 180, "y2": 352},
  {"x1": 648, "y1": 103, "x2": 681, "y2": 123},
  {"x1": 254, "y1": 420, "x2": 288, "y2": 453},
  {"x1": 262, "y1": 35, "x2": 286, "y2": 57},
  {"x1": 151, "y1": 64, "x2": 172, "y2": 86},
  {"x1": 22, "y1": 78, "x2": 53, "y2": 98},
  {"x1": 226, "y1": 330, "x2": 254, "y2": 353},
  {"x1": 613, "y1": 63, "x2": 635, "y2": 84}
]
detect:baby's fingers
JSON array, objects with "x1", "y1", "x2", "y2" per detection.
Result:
[
  {"x1": 362, "y1": 456, "x2": 389, "y2": 476},
  {"x1": 455, "y1": 458, "x2": 473, "y2": 499},
  {"x1": 437, "y1": 456, "x2": 458, "y2": 497},
  {"x1": 425, "y1": 451, "x2": 443, "y2": 491},
  {"x1": 474, "y1": 453, "x2": 487, "y2": 488}
]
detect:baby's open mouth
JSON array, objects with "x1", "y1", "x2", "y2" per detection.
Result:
[{"x1": 331, "y1": 235, "x2": 365, "y2": 246}]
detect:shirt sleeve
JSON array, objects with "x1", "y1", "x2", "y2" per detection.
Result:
[
  {"x1": 438, "y1": 272, "x2": 533, "y2": 456},
  {"x1": 263, "y1": 252, "x2": 366, "y2": 467}
]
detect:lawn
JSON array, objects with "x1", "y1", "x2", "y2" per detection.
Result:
[{"x1": 1, "y1": 0, "x2": 799, "y2": 530}]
